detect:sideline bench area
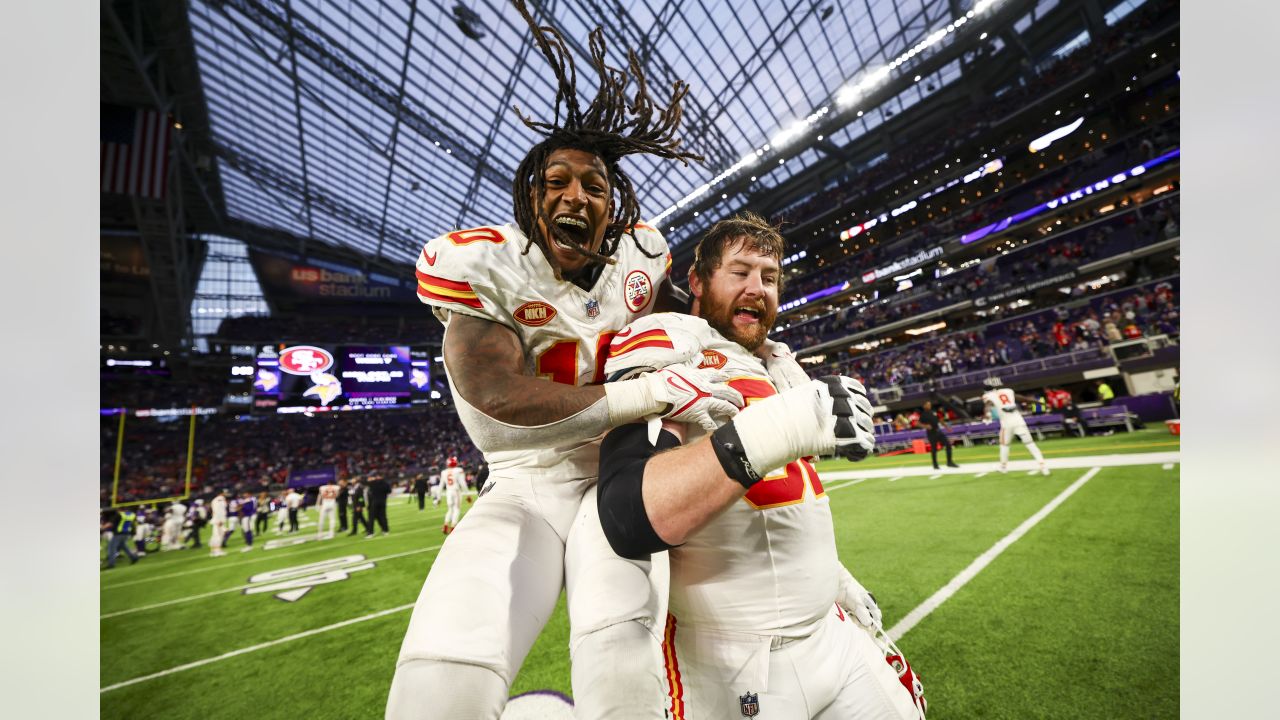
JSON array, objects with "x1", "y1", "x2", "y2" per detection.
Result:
[{"x1": 874, "y1": 405, "x2": 1139, "y2": 452}]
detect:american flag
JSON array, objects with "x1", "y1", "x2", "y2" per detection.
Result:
[{"x1": 101, "y1": 105, "x2": 172, "y2": 199}]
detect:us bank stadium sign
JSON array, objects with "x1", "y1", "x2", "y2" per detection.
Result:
[
  {"x1": 861, "y1": 246, "x2": 945, "y2": 284},
  {"x1": 248, "y1": 249, "x2": 416, "y2": 303}
]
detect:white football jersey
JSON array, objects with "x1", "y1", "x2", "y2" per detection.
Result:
[
  {"x1": 210, "y1": 496, "x2": 227, "y2": 520},
  {"x1": 441, "y1": 467, "x2": 466, "y2": 493},
  {"x1": 610, "y1": 314, "x2": 839, "y2": 638},
  {"x1": 415, "y1": 222, "x2": 672, "y2": 478},
  {"x1": 982, "y1": 387, "x2": 1022, "y2": 422}
]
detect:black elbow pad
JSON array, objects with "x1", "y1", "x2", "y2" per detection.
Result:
[{"x1": 597, "y1": 423, "x2": 682, "y2": 560}]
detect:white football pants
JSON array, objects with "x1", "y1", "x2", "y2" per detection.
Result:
[
  {"x1": 316, "y1": 500, "x2": 337, "y2": 537},
  {"x1": 387, "y1": 475, "x2": 668, "y2": 720},
  {"x1": 662, "y1": 604, "x2": 919, "y2": 720},
  {"x1": 209, "y1": 519, "x2": 226, "y2": 550},
  {"x1": 999, "y1": 418, "x2": 1044, "y2": 464}
]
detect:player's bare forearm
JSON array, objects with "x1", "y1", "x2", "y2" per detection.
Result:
[
  {"x1": 444, "y1": 313, "x2": 606, "y2": 426},
  {"x1": 641, "y1": 424, "x2": 744, "y2": 546}
]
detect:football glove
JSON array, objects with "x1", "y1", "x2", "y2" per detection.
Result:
[
  {"x1": 644, "y1": 364, "x2": 743, "y2": 433},
  {"x1": 869, "y1": 626, "x2": 928, "y2": 719},
  {"x1": 816, "y1": 375, "x2": 876, "y2": 461},
  {"x1": 835, "y1": 562, "x2": 882, "y2": 629},
  {"x1": 754, "y1": 338, "x2": 812, "y2": 392}
]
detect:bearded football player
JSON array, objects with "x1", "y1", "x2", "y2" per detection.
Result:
[
  {"x1": 386, "y1": 2, "x2": 744, "y2": 717},
  {"x1": 596, "y1": 212, "x2": 928, "y2": 719}
]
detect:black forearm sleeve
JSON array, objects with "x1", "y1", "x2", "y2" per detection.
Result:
[{"x1": 597, "y1": 423, "x2": 683, "y2": 560}]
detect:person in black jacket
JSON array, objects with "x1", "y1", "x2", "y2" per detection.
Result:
[
  {"x1": 413, "y1": 474, "x2": 428, "y2": 511},
  {"x1": 366, "y1": 473, "x2": 391, "y2": 536},
  {"x1": 921, "y1": 400, "x2": 959, "y2": 470},
  {"x1": 337, "y1": 478, "x2": 350, "y2": 532},
  {"x1": 348, "y1": 479, "x2": 371, "y2": 537}
]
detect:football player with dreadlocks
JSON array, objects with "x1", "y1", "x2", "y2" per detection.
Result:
[{"x1": 386, "y1": 2, "x2": 743, "y2": 717}]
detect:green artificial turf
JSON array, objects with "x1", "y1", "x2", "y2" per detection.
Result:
[{"x1": 101, "y1": 431, "x2": 1179, "y2": 718}]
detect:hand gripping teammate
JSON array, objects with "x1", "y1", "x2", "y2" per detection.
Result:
[
  {"x1": 385, "y1": 3, "x2": 742, "y2": 717},
  {"x1": 596, "y1": 213, "x2": 928, "y2": 719}
]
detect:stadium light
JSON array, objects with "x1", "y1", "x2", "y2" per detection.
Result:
[{"x1": 1028, "y1": 117, "x2": 1085, "y2": 152}]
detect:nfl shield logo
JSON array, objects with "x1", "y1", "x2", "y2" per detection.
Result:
[
  {"x1": 584, "y1": 298, "x2": 601, "y2": 318},
  {"x1": 739, "y1": 692, "x2": 759, "y2": 717}
]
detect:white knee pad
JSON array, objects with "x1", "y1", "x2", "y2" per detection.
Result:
[
  {"x1": 387, "y1": 659, "x2": 507, "y2": 720},
  {"x1": 569, "y1": 620, "x2": 666, "y2": 720}
]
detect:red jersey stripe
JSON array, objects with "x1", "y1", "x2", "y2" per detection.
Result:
[
  {"x1": 417, "y1": 287, "x2": 483, "y2": 309},
  {"x1": 414, "y1": 269, "x2": 475, "y2": 294}
]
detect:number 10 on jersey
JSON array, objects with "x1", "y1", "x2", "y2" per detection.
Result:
[{"x1": 534, "y1": 332, "x2": 619, "y2": 386}]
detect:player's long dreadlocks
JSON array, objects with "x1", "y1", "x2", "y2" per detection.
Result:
[{"x1": 509, "y1": 0, "x2": 703, "y2": 278}]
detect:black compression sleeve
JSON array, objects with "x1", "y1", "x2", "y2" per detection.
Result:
[
  {"x1": 597, "y1": 423, "x2": 683, "y2": 560},
  {"x1": 710, "y1": 421, "x2": 762, "y2": 490}
]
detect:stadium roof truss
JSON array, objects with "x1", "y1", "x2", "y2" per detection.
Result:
[{"x1": 187, "y1": 0, "x2": 1041, "y2": 267}]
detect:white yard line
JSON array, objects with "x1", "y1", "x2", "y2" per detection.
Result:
[
  {"x1": 1162, "y1": 463, "x2": 1174, "y2": 470},
  {"x1": 929, "y1": 473, "x2": 942, "y2": 480},
  {"x1": 100, "y1": 603, "x2": 416, "y2": 693},
  {"x1": 101, "y1": 543, "x2": 441, "y2": 619},
  {"x1": 886, "y1": 467, "x2": 1103, "y2": 643},
  {"x1": 821, "y1": 451, "x2": 1179, "y2": 483},
  {"x1": 974, "y1": 472, "x2": 989, "y2": 478},
  {"x1": 887, "y1": 475, "x2": 904, "y2": 483},
  {"x1": 824, "y1": 478, "x2": 869, "y2": 492}
]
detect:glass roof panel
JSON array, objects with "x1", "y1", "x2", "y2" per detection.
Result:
[{"x1": 189, "y1": 0, "x2": 1000, "y2": 266}]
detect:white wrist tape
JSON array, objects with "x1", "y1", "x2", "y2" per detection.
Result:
[
  {"x1": 730, "y1": 380, "x2": 835, "y2": 477},
  {"x1": 604, "y1": 375, "x2": 666, "y2": 426}
]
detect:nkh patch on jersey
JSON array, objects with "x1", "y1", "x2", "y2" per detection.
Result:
[
  {"x1": 698, "y1": 349, "x2": 728, "y2": 369},
  {"x1": 623, "y1": 270, "x2": 654, "y2": 312},
  {"x1": 513, "y1": 301, "x2": 557, "y2": 327}
]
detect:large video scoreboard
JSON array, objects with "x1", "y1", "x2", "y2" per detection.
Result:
[{"x1": 230, "y1": 344, "x2": 434, "y2": 413}]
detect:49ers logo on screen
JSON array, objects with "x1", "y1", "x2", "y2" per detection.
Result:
[
  {"x1": 514, "y1": 301, "x2": 557, "y2": 327},
  {"x1": 278, "y1": 346, "x2": 334, "y2": 376},
  {"x1": 623, "y1": 270, "x2": 653, "y2": 312}
]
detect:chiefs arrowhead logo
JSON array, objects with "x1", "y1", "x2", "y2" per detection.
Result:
[
  {"x1": 698, "y1": 349, "x2": 727, "y2": 370},
  {"x1": 423, "y1": 250, "x2": 438, "y2": 266},
  {"x1": 514, "y1": 301, "x2": 557, "y2": 327},
  {"x1": 623, "y1": 270, "x2": 653, "y2": 312}
]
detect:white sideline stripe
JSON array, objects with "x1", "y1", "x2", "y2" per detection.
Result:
[
  {"x1": 886, "y1": 466, "x2": 1103, "y2": 643},
  {"x1": 1026, "y1": 470, "x2": 1039, "y2": 476},
  {"x1": 101, "y1": 543, "x2": 441, "y2": 619},
  {"x1": 100, "y1": 603, "x2": 415, "y2": 693},
  {"x1": 975, "y1": 472, "x2": 989, "y2": 478},
  {"x1": 103, "y1": 508, "x2": 447, "y2": 590},
  {"x1": 1162, "y1": 463, "x2": 1174, "y2": 470},
  {"x1": 929, "y1": 473, "x2": 942, "y2": 480},
  {"x1": 825, "y1": 478, "x2": 868, "y2": 492},
  {"x1": 821, "y1": 451, "x2": 1179, "y2": 483},
  {"x1": 887, "y1": 476, "x2": 904, "y2": 483}
]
